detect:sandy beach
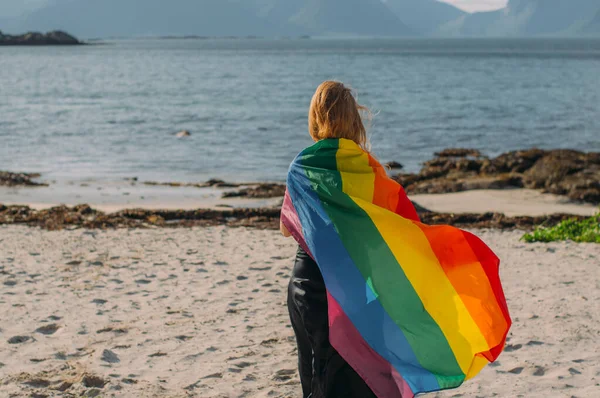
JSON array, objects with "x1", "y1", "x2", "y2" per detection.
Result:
[{"x1": 1, "y1": 225, "x2": 598, "y2": 397}]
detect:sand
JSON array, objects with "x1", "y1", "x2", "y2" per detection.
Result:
[
  {"x1": 0, "y1": 226, "x2": 598, "y2": 398},
  {"x1": 410, "y1": 189, "x2": 599, "y2": 217}
]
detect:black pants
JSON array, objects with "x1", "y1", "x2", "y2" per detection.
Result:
[{"x1": 287, "y1": 247, "x2": 377, "y2": 398}]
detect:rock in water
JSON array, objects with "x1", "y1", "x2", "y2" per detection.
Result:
[
  {"x1": 0, "y1": 30, "x2": 81, "y2": 45},
  {"x1": 175, "y1": 130, "x2": 191, "y2": 138},
  {"x1": 0, "y1": 171, "x2": 47, "y2": 187},
  {"x1": 434, "y1": 148, "x2": 483, "y2": 158},
  {"x1": 384, "y1": 161, "x2": 404, "y2": 170}
]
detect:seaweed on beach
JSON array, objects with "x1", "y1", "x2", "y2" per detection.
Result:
[
  {"x1": 0, "y1": 203, "x2": 589, "y2": 232},
  {"x1": 0, "y1": 204, "x2": 281, "y2": 230},
  {"x1": 522, "y1": 213, "x2": 600, "y2": 243}
]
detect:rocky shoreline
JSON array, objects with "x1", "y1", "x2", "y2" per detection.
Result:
[
  {"x1": 1, "y1": 148, "x2": 597, "y2": 228},
  {"x1": 3, "y1": 148, "x2": 598, "y2": 204},
  {"x1": 0, "y1": 203, "x2": 589, "y2": 232},
  {"x1": 0, "y1": 30, "x2": 82, "y2": 45},
  {"x1": 393, "y1": 148, "x2": 600, "y2": 205}
]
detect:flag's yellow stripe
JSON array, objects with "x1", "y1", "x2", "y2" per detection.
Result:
[
  {"x1": 346, "y1": 197, "x2": 490, "y2": 374},
  {"x1": 466, "y1": 355, "x2": 490, "y2": 380},
  {"x1": 336, "y1": 139, "x2": 375, "y2": 203}
]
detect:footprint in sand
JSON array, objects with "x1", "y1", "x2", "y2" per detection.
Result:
[
  {"x1": 82, "y1": 374, "x2": 107, "y2": 388},
  {"x1": 504, "y1": 344, "x2": 522, "y2": 352},
  {"x1": 273, "y1": 369, "x2": 296, "y2": 381},
  {"x1": 8, "y1": 335, "x2": 32, "y2": 344},
  {"x1": 249, "y1": 266, "x2": 272, "y2": 271},
  {"x1": 22, "y1": 378, "x2": 50, "y2": 388},
  {"x1": 203, "y1": 372, "x2": 223, "y2": 379},
  {"x1": 508, "y1": 367, "x2": 524, "y2": 374},
  {"x1": 101, "y1": 349, "x2": 120, "y2": 364},
  {"x1": 526, "y1": 340, "x2": 545, "y2": 346},
  {"x1": 533, "y1": 366, "x2": 546, "y2": 376},
  {"x1": 35, "y1": 324, "x2": 60, "y2": 335}
]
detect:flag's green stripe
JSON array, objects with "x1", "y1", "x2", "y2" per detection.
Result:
[{"x1": 301, "y1": 139, "x2": 464, "y2": 385}]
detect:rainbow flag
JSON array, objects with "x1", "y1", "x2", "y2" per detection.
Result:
[{"x1": 281, "y1": 138, "x2": 511, "y2": 397}]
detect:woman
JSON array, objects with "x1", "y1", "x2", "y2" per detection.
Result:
[
  {"x1": 280, "y1": 81, "x2": 378, "y2": 398},
  {"x1": 280, "y1": 82, "x2": 510, "y2": 398}
]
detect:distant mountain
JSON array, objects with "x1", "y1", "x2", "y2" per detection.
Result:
[
  {"x1": 6, "y1": 0, "x2": 277, "y2": 38},
  {"x1": 440, "y1": 0, "x2": 600, "y2": 37},
  {"x1": 383, "y1": 0, "x2": 466, "y2": 35},
  {"x1": 583, "y1": 10, "x2": 600, "y2": 34},
  {"x1": 250, "y1": 0, "x2": 412, "y2": 37},
  {"x1": 4, "y1": 0, "x2": 412, "y2": 38},
  {"x1": 290, "y1": 0, "x2": 411, "y2": 36}
]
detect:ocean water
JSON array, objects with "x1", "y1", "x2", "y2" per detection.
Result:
[{"x1": 1, "y1": 38, "x2": 600, "y2": 184}]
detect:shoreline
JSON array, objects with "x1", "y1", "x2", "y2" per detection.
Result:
[{"x1": 0, "y1": 201, "x2": 593, "y2": 232}]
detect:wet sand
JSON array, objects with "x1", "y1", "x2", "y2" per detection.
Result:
[
  {"x1": 1, "y1": 226, "x2": 598, "y2": 397},
  {"x1": 411, "y1": 189, "x2": 598, "y2": 217},
  {"x1": 0, "y1": 181, "x2": 281, "y2": 212}
]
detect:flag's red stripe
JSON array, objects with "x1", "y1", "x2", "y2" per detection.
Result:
[{"x1": 462, "y1": 230, "x2": 512, "y2": 360}]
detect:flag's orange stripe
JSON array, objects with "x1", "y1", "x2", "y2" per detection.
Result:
[
  {"x1": 419, "y1": 224, "x2": 509, "y2": 352},
  {"x1": 367, "y1": 154, "x2": 419, "y2": 222}
]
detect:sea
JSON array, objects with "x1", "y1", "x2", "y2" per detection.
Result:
[{"x1": 1, "y1": 38, "x2": 600, "y2": 185}]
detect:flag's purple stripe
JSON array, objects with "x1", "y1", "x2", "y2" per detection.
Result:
[
  {"x1": 328, "y1": 293, "x2": 414, "y2": 398},
  {"x1": 281, "y1": 190, "x2": 312, "y2": 257}
]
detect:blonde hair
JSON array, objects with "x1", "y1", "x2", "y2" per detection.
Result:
[{"x1": 309, "y1": 81, "x2": 371, "y2": 151}]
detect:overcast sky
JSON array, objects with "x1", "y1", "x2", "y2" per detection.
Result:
[
  {"x1": 441, "y1": 0, "x2": 508, "y2": 12},
  {"x1": 0, "y1": 0, "x2": 510, "y2": 18}
]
